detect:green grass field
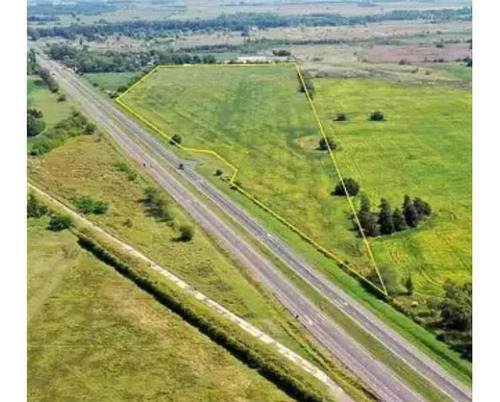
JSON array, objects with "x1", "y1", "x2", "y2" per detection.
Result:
[
  {"x1": 120, "y1": 65, "x2": 471, "y2": 297},
  {"x1": 27, "y1": 76, "x2": 73, "y2": 128},
  {"x1": 84, "y1": 72, "x2": 140, "y2": 92},
  {"x1": 28, "y1": 217, "x2": 291, "y2": 401}
]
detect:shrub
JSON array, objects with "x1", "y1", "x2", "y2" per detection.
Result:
[
  {"x1": 215, "y1": 169, "x2": 223, "y2": 176},
  {"x1": 333, "y1": 178, "x2": 360, "y2": 196},
  {"x1": 369, "y1": 111, "x2": 385, "y2": 121},
  {"x1": 47, "y1": 213, "x2": 73, "y2": 231},
  {"x1": 171, "y1": 134, "x2": 182, "y2": 144},
  {"x1": 27, "y1": 193, "x2": 48, "y2": 218},
  {"x1": 318, "y1": 136, "x2": 337, "y2": 151},
  {"x1": 335, "y1": 113, "x2": 347, "y2": 121},
  {"x1": 178, "y1": 224, "x2": 195, "y2": 241},
  {"x1": 57, "y1": 94, "x2": 67, "y2": 102},
  {"x1": 71, "y1": 195, "x2": 108, "y2": 215}
]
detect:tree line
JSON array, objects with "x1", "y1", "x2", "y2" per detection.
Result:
[
  {"x1": 46, "y1": 43, "x2": 217, "y2": 73},
  {"x1": 28, "y1": 8, "x2": 471, "y2": 41}
]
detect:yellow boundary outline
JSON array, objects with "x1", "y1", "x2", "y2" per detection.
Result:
[{"x1": 116, "y1": 62, "x2": 389, "y2": 297}]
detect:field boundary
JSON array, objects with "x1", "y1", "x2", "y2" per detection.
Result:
[{"x1": 116, "y1": 62, "x2": 388, "y2": 296}]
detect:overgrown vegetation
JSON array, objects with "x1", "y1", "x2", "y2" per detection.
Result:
[
  {"x1": 47, "y1": 212, "x2": 73, "y2": 231},
  {"x1": 28, "y1": 110, "x2": 96, "y2": 155},
  {"x1": 71, "y1": 195, "x2": 109, "y2": 215},
  {"x1": 27, "y1": 108, "x2": 46, "y2": 137},
  {"x1": 46, "y1": 43, "x2": 217, "y2": 73},
  {"x1": 27, "y1": 193, "x2": 49, "y2": 218}
]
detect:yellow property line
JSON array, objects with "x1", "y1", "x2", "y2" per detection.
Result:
[{"x1": 116, "y1": 62, "x2": 389, "y2": 297}]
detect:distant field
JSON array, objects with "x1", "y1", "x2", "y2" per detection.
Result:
[
  {"x1": 120, "y1": 65, "x2": 471, "y2": 297},
  {"x1": 84, "y1": 71, "x2": 139, "y2": 92},
  {"x1": 28, "y1": 218, "x2": 291, "y2": 401}
]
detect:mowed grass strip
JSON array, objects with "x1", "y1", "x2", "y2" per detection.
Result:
[
  {"x1": 314, "y1": 78, "x2": 471, "y2": 295},
  {"x1": 28, "y1": 218, "x2": 292, "y2": 402}
]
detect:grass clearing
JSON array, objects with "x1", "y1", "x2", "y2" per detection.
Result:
[
  {"x1": 28, "y1": 217, "x2": 292, "y2": 401},
  {"x1": 27, "y1": 76, "x2": 73, "y2": 128},
  {"x1": 84, "y1": 71, "x2": 140, "y2": 92}
]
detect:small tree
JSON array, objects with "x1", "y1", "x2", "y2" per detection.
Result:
[
  {"x1": 179, "y1": 224, "x2": 195, "y2": 241},
  {"x1": 47, "y1": 213, "x2": 73, "y2": 231},
  {"x1": 318, "y1": 136, "x2": 337, "y2": 151},
  {"x1": 171, "y1": 134, "x2": 182, "y2": 145},
  {"x1": 27, "y1": 114, "x2": 46, "y2": 137},
  {"x1": 84, "y1": 123, "x2": 97, "y2": 135},
  {"x1": 335, "y1": 113, "x2": 347, "y2": 121},
  {"x1": 403, "y1": 195, "x2": 419, "y2": 228},
  {"x1": 378, "y1": 198, "x2": 395, "y2": 235},
  {"x1": 334, "y1": 178, "x2": 360, "y2": 196},
  {"x1": 404, "y1": 275, "x2": 414, "y2": 296},
  {"x1": 215, "y1": 169, "x2": 223, "y2": 176},
  {"x1": 357, "y1": 195, "x2": 378, "y2": 237},
  {"x1": 392, "y1": 208, "x2": 407, "y2": 232},
  {"x1": 57, "y1": 94, "x2": 67, "y2": 102},
  {"x1": 369, "y1": 111, "x2": 385, "y2": 121}
]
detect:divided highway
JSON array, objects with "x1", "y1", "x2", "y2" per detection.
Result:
[{"x1": 36, "y1": 52, "x2": 471, "y2": 402}]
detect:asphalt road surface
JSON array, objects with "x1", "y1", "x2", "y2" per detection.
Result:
[{"x1": 36, "y1": 52, "x2": 471, "y2": 402}]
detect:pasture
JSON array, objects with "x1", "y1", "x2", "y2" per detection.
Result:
[{"x1": 120, "y1": 64, "x2": 471, "y2": 297}]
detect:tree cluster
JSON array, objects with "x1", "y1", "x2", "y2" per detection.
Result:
[
  {"x1": 356, "y1": 194, "x2": 432, "y2": 237},
  {"x1": 272, "y1": 49, "x2": 291, "y2": 56},
  {"x1": 37, "y1": 67, "x2": 59, "y2": 93},
  {"x1": 27, "y1": 108, "x2": 46, "y2": 137}
]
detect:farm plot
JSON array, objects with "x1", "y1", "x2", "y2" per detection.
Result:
[
  {"x1": 314, "y1": 78, "x2": 471, "y2": 295},
  {"x1": 119, "y1": 64, "x2": 471, "y2": 296}
]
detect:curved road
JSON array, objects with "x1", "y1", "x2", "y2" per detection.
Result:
[{"x1": 36, "y1": 52, "x2": 471, "y2": 402}]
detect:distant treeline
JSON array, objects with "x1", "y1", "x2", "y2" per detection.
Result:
[
  {"x1": 29, "y1": 8, "x2": 472, "y2": 40},
  {"x1": 46, "y1": 44, "x2": 217, "y2": 73}
]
